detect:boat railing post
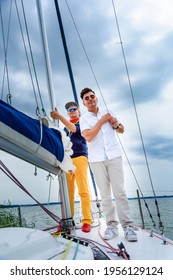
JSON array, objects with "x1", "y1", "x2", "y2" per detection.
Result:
[
  {"x1": 136, "y1": 189, "x2": 145, "y2": 229},
  {"x1": 18, "y1": 206, "x2": 22, "y2": 227}
]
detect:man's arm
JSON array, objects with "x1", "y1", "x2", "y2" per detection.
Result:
[
  {"x1": 81, "y1": 113, "x2": 112, "y2": 142},
  {"x1": 50, "y1": 108, "x2": 76, "y2": 132}
]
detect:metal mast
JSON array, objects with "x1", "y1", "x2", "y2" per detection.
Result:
[{"x1": 36, "y1": 0, "x2": 73, "y2": 228}]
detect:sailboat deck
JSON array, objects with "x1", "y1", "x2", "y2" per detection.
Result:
[
  {"x1": 1, "y1": 218, "x2": 173, "y2": 260},
  {"x1": 73, "y1": 219, "x2": 173, "y2": 260}
]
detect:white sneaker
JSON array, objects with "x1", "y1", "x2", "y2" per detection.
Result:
[
  {"x1": 103, "y1": 227, "x2": 119, "y2": 240},
  {"x1": 124, "y1": 226, "x2": 138, "y2": 242}
]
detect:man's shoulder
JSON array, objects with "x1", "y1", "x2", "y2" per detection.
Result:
[{"x1": 80, "y1": 112, "x2": 89, "y2": 120}]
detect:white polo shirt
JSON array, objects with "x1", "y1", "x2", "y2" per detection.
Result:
[{"x1": 80, "y1": 108, "x2": 122, "y2": 162}]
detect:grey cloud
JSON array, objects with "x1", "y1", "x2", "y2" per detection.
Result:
[{"x1": 131, "y1": 135, "x2": 173, "y2": 161}]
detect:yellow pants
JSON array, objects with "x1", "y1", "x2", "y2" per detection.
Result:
[{"x1": 66, "y1": 156, "x2": 92, "y2": 225}]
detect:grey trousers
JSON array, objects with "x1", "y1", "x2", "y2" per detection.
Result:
[{"x1": 90, "y1": 157, "x2": 133, "y2": 228}]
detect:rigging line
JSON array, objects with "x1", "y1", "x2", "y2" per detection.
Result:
[
  {"x1": 64, "y1": 0, "x2": 155, "y2": 224},
  {"x1": 116, "y1": 133, "x2": 156, "y2": 228},
  {"x1": 20, "y1": 0, "x2": 45, "y2": 115},
  {"x1": 66, "y1": 0, "x2": 160, "y2": 230},
  {"x1": 112, "y1": 0, "x2": 155, "y2": 195},
  {"x1": 0, "y1": 0, "x2": 12, "y2": 100},
  {"x1": 68, "y1": 234, "x2": 121, "y2": 258},
  {"x1": 65, "y1": 0, "x2": 161, "y2": 231},
  {"x1": 112, "y1": 0, "x2": 163, "y2": 229},
  {"x1": 0, "y1": 160, "x2": 61, "y2": 224},
  {"x1": 96, "y1": 220, "x2": 129, "y2": 259},
  {"x1": 65, "y1": 0, "x2": 157, "y2": 226},
  {"x1": 14, "y1": 0, "x2": 40, "y2": 114},
  {"x1": 64, "y1": 0, "x2": 108, "y2": 111}
]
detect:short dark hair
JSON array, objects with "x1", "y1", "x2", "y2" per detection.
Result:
[
  {"x1": 80, "y1": 88, "x2": 95, "y2": 99},
  {"x1": 65, "y1": 101, "x2": 78, "y2": 110}
]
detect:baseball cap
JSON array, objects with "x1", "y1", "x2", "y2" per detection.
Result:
[{"x1": 65, "y1": 101, "x2": 78, "y2": 110}]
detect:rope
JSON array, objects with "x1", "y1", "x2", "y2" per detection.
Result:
[
  {"x1": 0, "y1": 160, "x2": 61, "y2": 224},
  {"x1": 61, "y1": 238, "x2": 73, "y2": 260},
  {"x1": 72, "y1": 206, "x2": 127, "y2": 259},
  {"x1": 97, "y1": 221, "x2": 129, "y2": 260},
  {"x1": 35, "y1": 117, "x2": 44, "y2": 153},
  {"x1": 14, "y1": 0, "x2": 39, "y2": 113},
  {"x1": 20, "y1": 0, "x2": 46, "y2": 116},
  {"x1": 14, "y1": 0, "x2": 45, "y2": 116},
  {"x1": 72, "y1": 239, "x2": 79, "y2": 260},
  {"x1": 68, "y1": 233, "x2": 125, "y2": 260}
]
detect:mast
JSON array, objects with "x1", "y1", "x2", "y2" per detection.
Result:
[
  {"x1": 54, "y1": 0, "x2": 98, "y2": 200},
  {"x1": 35, "y1": 0, "x2": 73, "y2": 227},
  {"x1": 36, "y1": 0, "x2": 56, "y2": 111}
]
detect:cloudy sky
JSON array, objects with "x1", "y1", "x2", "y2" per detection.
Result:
[{"x1": 0, "y1": 0, "x2": 173, "y2": 205}]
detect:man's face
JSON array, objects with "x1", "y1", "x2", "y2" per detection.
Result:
[
  {"x1": 82, "y1": 91, "x2": 97, "y2": 109},
  {"x1": 67, "y1": 106, "x2": 80, "y2": 118}
]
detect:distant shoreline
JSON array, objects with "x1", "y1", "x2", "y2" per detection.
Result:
[{"x1": 1, "y1": 195, "x2": 173, "y2": 208}]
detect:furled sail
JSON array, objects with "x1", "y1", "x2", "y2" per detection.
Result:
[{"x1": 0, "y1": 100, "x2": 75, "y2": 174}]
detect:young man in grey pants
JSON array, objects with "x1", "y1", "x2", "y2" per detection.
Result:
[{"x1": 79, "y1": 87, "x2": 137, "y2": 242}]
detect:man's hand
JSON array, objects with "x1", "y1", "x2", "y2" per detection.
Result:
[
  {"x1": 50, "y1": 107, "x2": 60, "y2": 119},
  {"x1": 109, "y1": 116, "x2": 119, "y2": 128}
]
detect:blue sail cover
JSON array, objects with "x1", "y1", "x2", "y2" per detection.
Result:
[{"x1": 0, "y1": 100, "x2": 64, "y2": 163}]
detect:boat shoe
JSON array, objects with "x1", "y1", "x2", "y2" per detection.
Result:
[
  {"x1": 103, "y1": 226, "x2": 119, "y2": 240},
  {"x1": 124, "y1": 226, "x2": 138, "y2": 242},
  {"x1": 81, "y1": 223, "x2": 91, "y2": 233}
]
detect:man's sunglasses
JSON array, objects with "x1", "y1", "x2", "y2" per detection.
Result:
[
  {"x1": 67, "y1": 107, "x2": 78, "y2": 112},
  {"x1": 84, "y1": 94, "x2": 95, "y2": 101}
]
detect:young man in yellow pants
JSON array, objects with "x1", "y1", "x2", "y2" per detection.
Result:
[{"x1": 50, "y1": 102, "x2": 92, "y2": 232}]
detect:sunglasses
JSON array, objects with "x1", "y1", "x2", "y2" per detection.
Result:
[
  {"x1": 84, "y1": 94, "x2": 95, "y2": 101},
  {"x1": 67, "y1": 107, "x2": 78, "y2": 112}
]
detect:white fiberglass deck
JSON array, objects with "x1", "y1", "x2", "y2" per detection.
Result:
[{"x1": 0, "y1": 218, "x2": 173, "y2": 260}]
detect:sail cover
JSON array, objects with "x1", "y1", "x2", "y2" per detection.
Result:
[{"x1": 0, "y1": 100, "x2": 74, "y2": 174}]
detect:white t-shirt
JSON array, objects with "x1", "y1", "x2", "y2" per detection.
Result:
[{"x1": 80, "y1": 108, "x2": 122, "y2": 162}]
